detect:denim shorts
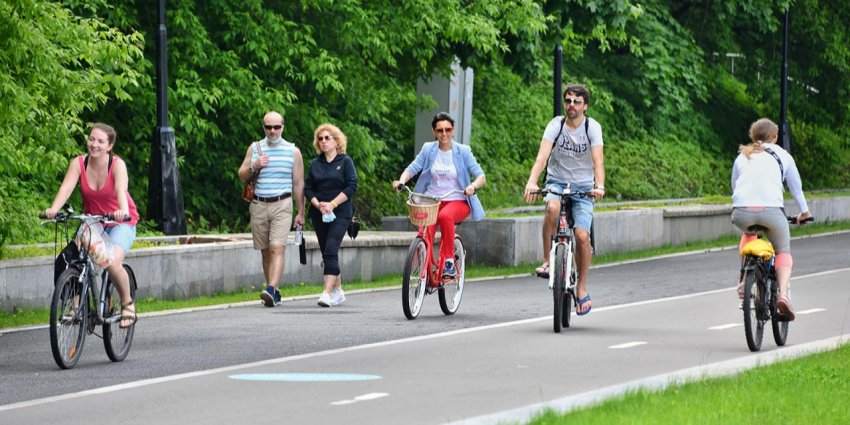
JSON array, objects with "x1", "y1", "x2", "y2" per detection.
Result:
[
  {"x1": 105, "y1": 223, "x2": 136, "y2": 254},
  {"x1": 543, "y1": 182, "x2": 594, "y2": 231}
]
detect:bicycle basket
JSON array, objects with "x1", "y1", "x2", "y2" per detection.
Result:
[{"x1": 406, "y1": 196, "x2": 440, "y2": 226}]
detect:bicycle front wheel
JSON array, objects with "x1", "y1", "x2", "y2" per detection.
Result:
[
  {"x1": 553, "y1": 244, "x2": 566, "y2": 333},
  {"x1": 49, "y1": 268, "x2": 87, "y2": 369},
  {"x1": 742, "y1": 265, "x2": 765, "y2": 352},
  {"x1": 402, "y1": 238, "x2": 428, "y2": 319},
  {"x1": 563, "y1": 242, "x2": 577, "y2": 329},
  {"x1": 439, "y1": 235, "x2": 465, "y2": 315},
  {"x1": 104, "y1": 264, "x2": 136, "y2": 362}
]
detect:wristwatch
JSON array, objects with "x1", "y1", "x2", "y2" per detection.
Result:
[{"x1": 594, "y1": 185, "x2": 605, "y2": 191}]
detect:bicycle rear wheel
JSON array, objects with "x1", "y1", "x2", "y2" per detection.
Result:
[
  {"x1": 439, "y1": 236, "x2": 465, "y2": 315},
  {"x1": 402, "y1": 238, "x2": 428, "y2": 319},
  {"x1": 553, "y1": 244, "x2": 566, "y2": 333},
  {"x1": 49, "y1": 268, "x2": 87, "y2": 369},
  {"x1": 742, "y1": 265, "x2": 765, "y2": 352},
  {"x1": 104, "y1": 264, "x2": 136, "y2": 362},
  {"x1": 771, "y1": 279, "x2": 789, "y2": 346}
]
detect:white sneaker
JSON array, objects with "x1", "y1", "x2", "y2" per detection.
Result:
[
  {"x1": 330, "y1": 288, "x2": 346, "y2": 306},
  {"x1": 318, "y1": 292, "x2": 332, "y2": 307}
]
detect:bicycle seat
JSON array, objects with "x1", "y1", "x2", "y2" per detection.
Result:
[
  {"x1": 740, "y1": 239, "x2": 774, "y2": 259},
  {"x1": 746, "y1": 224, "x2": 770, "y2": 233}
]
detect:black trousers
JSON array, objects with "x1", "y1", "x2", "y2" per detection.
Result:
[{"x1": 310, "y1": 213, "x2": 351, "y2": 276}]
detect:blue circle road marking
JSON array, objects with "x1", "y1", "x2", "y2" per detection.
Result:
[{"x1": 228, "y1": 373, "x2": 382, "y2": 382}]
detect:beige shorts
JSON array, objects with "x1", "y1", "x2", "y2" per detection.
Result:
[{"x1": 250, "y1": 197, "x2": 292, "y2": 250}]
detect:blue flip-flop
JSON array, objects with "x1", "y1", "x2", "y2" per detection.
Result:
[{"x1": 576, "y1": 294, "x2": 592, "y2": 316}]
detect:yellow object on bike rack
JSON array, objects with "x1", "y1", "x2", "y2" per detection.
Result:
[{"x1": 740, "y1": 239, "x2": 775, "y2": 260}]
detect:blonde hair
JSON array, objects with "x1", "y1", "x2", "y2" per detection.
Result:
[
  {"x1": 739, "y1": 118, "x2": 779, "y2": 159},
  {"x1": 312, "y1": 123, "x2": 347, "y2": 155}
]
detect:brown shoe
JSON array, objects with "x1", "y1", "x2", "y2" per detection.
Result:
[{"x1": 774, "y1": 294, "x2": 796, "y2": 321}]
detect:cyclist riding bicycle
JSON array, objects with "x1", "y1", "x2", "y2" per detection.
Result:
[
  {"x1": 523, "y1": 83, "x2": 605, "y2": 316},
  {"x1": 392, "y1": 112, "x2": 486, "y2": 281},
  {"x1": 731, "y1": 118, "x2": 811, "y2": 320},
  {"x1": 44, "y1": 123, "x2": 140, "y2": 329}
]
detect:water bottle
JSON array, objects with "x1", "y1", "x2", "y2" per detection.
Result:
[
  {"x1": 293, "y1": 224, "x2": 303, "y2": 245},
  {"x1": 322, "y1": 211, "x2": 336, "y2": 223}
]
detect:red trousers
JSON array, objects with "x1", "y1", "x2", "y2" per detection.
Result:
[{"x1": 425, "y1": 200, "x2": 470, "y2": 264}]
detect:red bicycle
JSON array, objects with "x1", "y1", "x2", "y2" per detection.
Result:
[{"x1": 396, "y1": 184, "x2": 466, "y2": 320}]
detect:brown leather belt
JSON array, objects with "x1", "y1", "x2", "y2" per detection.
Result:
[{"x1": 254, "y1": 193, "x2": 291, "y2": 203}]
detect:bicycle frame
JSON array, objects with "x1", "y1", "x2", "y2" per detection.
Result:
[{"x1": 63, "y1": 220, "x2": 122, "y2": 328}]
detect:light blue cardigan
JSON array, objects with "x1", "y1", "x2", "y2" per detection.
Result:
[{"x1": 405, "y1": 141, "x2": 486, "y2": 221}]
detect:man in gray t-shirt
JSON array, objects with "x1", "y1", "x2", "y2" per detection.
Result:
[{"x1": 523, "y1": 83, "x2": 606, "y2": 316}]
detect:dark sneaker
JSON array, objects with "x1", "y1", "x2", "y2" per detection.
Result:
[
  {"x1": 260, "y1": 285, "x2": 281, "y2": 307},
  {"x1": 442, "y1": 259, "x2": 456, "y2": 279}
]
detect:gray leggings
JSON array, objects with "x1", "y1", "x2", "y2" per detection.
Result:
[{"x1": 731, "y1": 207, "x2": 791, "y2": 254}]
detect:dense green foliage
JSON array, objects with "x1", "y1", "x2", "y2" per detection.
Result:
[{"x1": 2, "y1": 0, "x2": 848, "y2": 250}]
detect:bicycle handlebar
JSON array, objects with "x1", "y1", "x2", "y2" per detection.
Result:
[
  {"x1": 395, "y1": 183, "x2": 466, "y2": 200},
  {"x1": 39, "y1": 212, "x2": 130, "y2": 223},
  {"x1": 528, "y1": 188, "x2": 590, "y2": 199},
  {"x1": 787, "y1": 216, "x2": 814, "y2": 224}
]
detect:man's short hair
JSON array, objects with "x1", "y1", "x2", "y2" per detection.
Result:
[{"x1": 563, "y1": 83, "x2": 590, "y2": 105}]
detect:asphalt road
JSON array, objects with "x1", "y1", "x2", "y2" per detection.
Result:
[{"x1": 1, "y1": 232, "x2": 848, "y2": 424}]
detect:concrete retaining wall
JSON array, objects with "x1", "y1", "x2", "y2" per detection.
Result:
[{"x1": 2, "y1": 196, "x2": 848, "y2": 312}]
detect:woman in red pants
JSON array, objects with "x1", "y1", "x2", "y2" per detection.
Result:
[{"x1": 392, "y1": 112, "x2": 486, "y2": 280}]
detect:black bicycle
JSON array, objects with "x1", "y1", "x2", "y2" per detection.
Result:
[
  {"x1": 530, "y1": 186, "x2": 590, "y2": 333},
  {"x1": 739, "y1": 215, "x2": 813, "y2": 352},
  {"x1": 40, "y1": 207, "x2": 137, "y2": 369}
]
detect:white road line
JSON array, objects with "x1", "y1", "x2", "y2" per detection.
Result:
[
  {"x1": 609, "y1": 341, "x2": 647, "y2": 349},
  {"x1": 709, "y1": 323, "x2": 741, "y2": 330},
  {"x1": 797, "y1": 308, "x2": 826, "y2": 315},
  {"x1": 330, "y1": 392, "x2": 389, "y2": 406}
]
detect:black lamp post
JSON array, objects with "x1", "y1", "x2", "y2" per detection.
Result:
[
  {"x1": 554, "y1": 45, "x2": 563, "y2": 117},
  {"x1": 778, "y1": 8, "x2": 791, "y2": 153},
  {"x1": 149, "y1": 0, "x2": 187, "y2": 235}
]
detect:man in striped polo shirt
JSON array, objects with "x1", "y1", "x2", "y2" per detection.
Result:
[{"x1": 238, "y1": 111, "x2": 306, "y2": 307}]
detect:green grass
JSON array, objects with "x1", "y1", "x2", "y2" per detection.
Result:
[
  {"x1": 1, "y1": 220, "x2": 848, "y2": 330},
  {"x1": 527, "y1": 342, "x2": 850, "y2": 425}
]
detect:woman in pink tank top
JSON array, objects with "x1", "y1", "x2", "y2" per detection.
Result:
[{"x1": 45, "y1": 123, "x2": 139, "y2": 328}]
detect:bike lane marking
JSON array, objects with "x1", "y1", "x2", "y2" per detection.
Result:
[
  {"x1": 709, "y1": 323, "x2": 741, "y2": 330},
  {"x1": 330, "y1": 392, "x2": 390, "y2": 406},
  {"x1": 609, "y1": 341, "x2": 647, "y2": 349}
]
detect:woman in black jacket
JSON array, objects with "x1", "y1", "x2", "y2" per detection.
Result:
[{"x1": 305, "y1": 123, "x2": 358, "y2": 307}]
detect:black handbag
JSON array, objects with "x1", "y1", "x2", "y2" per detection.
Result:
[
  {"x1": 54, "y1": 241, "x2": 80, "y2": 283},
  {"x1": 347, "y1": 216, "x2": 360, "y2": 240}
]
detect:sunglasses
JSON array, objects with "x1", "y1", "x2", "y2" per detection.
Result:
[
  {"x1": 564, "y1": 98, "x2": 584, "y2": 105},
  {"x1": 435, "y1": 127, "x2": 453, "y2": 134},
  {"x1": 316, "y1": 135, "x2": 334, "y2": 141},
  {"x1": 264, "y1": 125, "x2": 282, "y2": 130}
]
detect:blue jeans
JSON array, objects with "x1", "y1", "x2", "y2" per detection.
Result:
[
  {"x1": 543, "y1": 182, "x2": 594, "y2": 231},
  {"x1": 105, "y1": 224, "x2": 136, "y2": 254}
]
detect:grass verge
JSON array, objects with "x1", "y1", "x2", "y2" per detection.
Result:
[
  {"x1": 2, "y1": 221, "x2": 848, "y2": 330},
  {"x1": 527, "y1": 341, "x2": 850, "y2": 425}
]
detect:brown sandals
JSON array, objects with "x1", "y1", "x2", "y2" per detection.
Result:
[{"x1": 120, "y1": 302, "x2": 138, "y2": 329}]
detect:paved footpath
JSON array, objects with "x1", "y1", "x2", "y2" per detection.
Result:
[{"x1": 1, "y1": 233, "x2": 848, "y2": 424}]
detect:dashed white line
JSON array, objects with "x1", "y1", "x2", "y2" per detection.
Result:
[
  {"x1": 709, "y1": 324, "x2": 741, "y2": 330},
  {"x1": 331, "y1": 392, "x2": 389, "y2": 406},
  {"x1": 797, "y1": 308, "x2": 826, "y2": 315},
  {"x1": 609, "y1": 341, "x2": 647, "y2": 349}
]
